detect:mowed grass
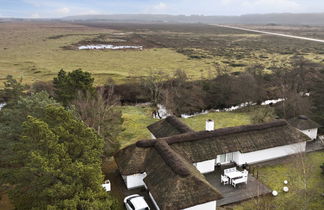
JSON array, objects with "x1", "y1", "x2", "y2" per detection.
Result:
[
  {"x1": 117, "y1": 106, "x2": 158, "y2": 147},
  {"x1": 117, "y1": 106, "x2": 252, "y2": 147},
  {"x1": 233, "y1": 151, "x2": 324, "y2": 210},
  {"x1": 182, "y1": 111, "x2": 251, "y2": 131}
]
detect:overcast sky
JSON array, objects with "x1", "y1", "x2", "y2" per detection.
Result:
[{"x1": 0, "y1": 0, "x2": 323, "y2": 18}]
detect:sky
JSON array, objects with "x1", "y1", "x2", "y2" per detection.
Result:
[{"x1": 0, "y1": 0, "x2": 323, "y2": 18}]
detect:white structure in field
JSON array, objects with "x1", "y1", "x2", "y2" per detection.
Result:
[
  {"x1": 288, "y1": 115, "x2": 321, "y2": 140},
  {"x1": 115, "y1": 116, "x2": 310, "y2": 210},
  {"x1": 102, "y1": 180, "x2": 111, "y2": 192}
]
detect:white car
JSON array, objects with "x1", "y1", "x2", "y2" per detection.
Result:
[{"x1": 124, "y1": 194, "x2": 150, "y2": 210}]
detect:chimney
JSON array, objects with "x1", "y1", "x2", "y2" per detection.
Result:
[{"x1": 206, "y1": 119, "x2": 214, "y2": 131}]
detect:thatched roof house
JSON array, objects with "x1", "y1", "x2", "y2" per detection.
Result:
[
  {"x1": 114, "y1": 118, "x2": 309, "y2": 210},
  {"x1": 288, "y1": 115, "x2": 321, "y2": 140},
  {"x1": 144, "y1": 141, "x2": 223, "y2": 209},
  {"x1": 288, "y1": 115, "x2": 321, "y2": 130}
]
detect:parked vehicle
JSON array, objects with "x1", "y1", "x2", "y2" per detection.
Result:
[{"x1": 124, "y1": 194, "x2": 150, "y2": 210}]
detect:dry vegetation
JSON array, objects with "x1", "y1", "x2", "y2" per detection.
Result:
[{"x1": 0, "y1": 21, "x2": 323, "y2": 87}]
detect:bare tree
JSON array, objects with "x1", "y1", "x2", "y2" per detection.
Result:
[
  {"x1": 72, "y1": 83, "x2": 123, "y2": 157},
  {"x1": 141, "y1": 70, "x2": 168, "y2": 107}
]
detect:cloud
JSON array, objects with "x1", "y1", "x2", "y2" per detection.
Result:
[
  {"x1": 153, "y1": 2, "x2": 167, "y2": 10},
  {"x1": 56, "y1": 7, "x2": 70, "y2": 15},
  {"x1": 241, "y1": 0, "x2": 302, "y2": 13}
]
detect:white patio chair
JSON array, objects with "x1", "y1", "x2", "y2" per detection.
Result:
[
  {"x1": 221, "y1": 175, "x2": 229, "y2": 185},
  {"x1": 224, "y1": 169, "x2": 230, "y2": 175},
  {"x1": 243, "y1": 169, "x2": 248, "y2": 177}
]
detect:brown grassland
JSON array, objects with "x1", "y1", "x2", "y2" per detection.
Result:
[{"x1": 0, "y1": 21, "x2": 323, "y2": 87}]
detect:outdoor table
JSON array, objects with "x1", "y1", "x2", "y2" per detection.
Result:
[{"x1": 226, "y1": 171, "x2": 243, "y2": 184}]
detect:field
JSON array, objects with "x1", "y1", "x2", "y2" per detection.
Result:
[
  {"x1": 0, "y1": 21, "x2": 324, "y2": 87},
  {"x1": 232, "y1": 151, "x2": 324, "y2": 210}
]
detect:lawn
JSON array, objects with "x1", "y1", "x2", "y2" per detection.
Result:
[
  {"x1": 117, "y1": 106, "x2": 252, "y2": 147},
  {"x1": 117, "y1": 105, "x2": 158, "y2": 147},
  {"x1": 181, "y1": 111, "x2": 251, "y2": 131},
  {"x1": 232, "y1": 151, "x2": 324, "y2": 210}
]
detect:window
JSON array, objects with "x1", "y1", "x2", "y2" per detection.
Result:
[
  {"x1": 219, "y1": 154, "x2": 226, "y2": 163},
  {"x1": 218, "y1": 152, "x2": 234, "y2": 163},
  {"x1": 127, "y1": 199, "x2": 135, "y2": 210},
  {"x1": 226, "y1": 153, "x2": 234, "y2": 162}
]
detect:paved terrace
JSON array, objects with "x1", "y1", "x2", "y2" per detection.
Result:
[
  {"x1": 204, "y1": 167, "x2": 271, "y2": 207},
  {"x1": 111, "y1": 165, "x2": 271, "y2": 209}
]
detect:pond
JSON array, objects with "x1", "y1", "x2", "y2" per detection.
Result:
[{"x1": 78, "y1": 44, "x2": 143, "y2": 50}]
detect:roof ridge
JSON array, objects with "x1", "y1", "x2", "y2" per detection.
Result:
[
  {"x1": 138, "y1": 120, "x2": 288, "y2": 147},
  {"x1": 153, "y1": 140, "x2": 191, "y2": 177},
  {"x1": 165, "y1": 116, "x2": 194, "y2": 133},
  {"x1": 165, "y1": 119, "x2": 288, "y2": 144}
]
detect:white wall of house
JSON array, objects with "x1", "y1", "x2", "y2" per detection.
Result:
[
  {"x1": 182, "y1": 200, "x2": 217, "y2": 210},
  {"x1": 149, "y1": 192, "x2": 160, "y2": 210},
  {"x1": 235, "y1": 142, "x2": 306, "y2": 165},
  {"x1": 122, "y1": 173, "x2": 147, "y2": 189},
  {"x1": 194, "y1": 159, "x2": 216, "y2": 174},
  {"x1": 150, "y1": 133, "x2": 156, "y2": 139},
  {"x1": 300, "y1": 128, "x2": 317, "y2": 140}
]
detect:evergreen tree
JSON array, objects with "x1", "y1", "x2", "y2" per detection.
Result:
[
  {"x1": 8, "y1": 105, "x2": 118, "y2": 209},
  {"x1": 0, "y1": 75, "x2": 27, "y2": 105},
  {"x1": 53, "y1": 69, "x2": 95, "y2": 106}
]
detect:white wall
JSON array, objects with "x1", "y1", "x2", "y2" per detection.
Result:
[
  {"x1": 194, "y1": 159, "x2": 215, "y2": 174},
  {"x1": 151, "y1": 133, "x2": 156, "y2": 139},
  {"x1": 122, "y1": 173, "x2": 147, "y2": 189},
  {"x1": 149, "y1": 192, "x2": 160, "y2": 210},
  {"x1": 300, "y1": 128, "x2": 317, "y2": 140},
  {"x1": 183, "y1": 200, "x2": 217, "y2": 210},
  {"x1": 236, "y1": 142, "x2": 306, "y2": 165}
]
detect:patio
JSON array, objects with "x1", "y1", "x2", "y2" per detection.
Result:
[{"x1": 204, "y1": 166, "x2": 271, "y2": 207}]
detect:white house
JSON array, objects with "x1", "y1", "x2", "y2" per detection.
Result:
[
  {"x1": 288, "y1": 115, "x2": 321, "y2": 140},
  {"x1": 114, "y1": 116, "x2": 310, "y2": 210}
]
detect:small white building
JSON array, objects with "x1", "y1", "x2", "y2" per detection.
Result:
[
  {"x1": 288, "y1": 115, "x2": 321, "y2": 140},
  {"x1": 115, "y1": 117, "x2": 310, "y2": 210},
  {"x1": 102, "y1": 180, "x2": 111, "y2": 192}
]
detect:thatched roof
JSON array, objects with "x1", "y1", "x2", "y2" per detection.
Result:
[
  {"x1": 147, "y1": 116, "x2": 194, "y2": 138},
  {"x1": 288, "y1": 115, "x2": 321, "y2": 130},
  {"x1": 166, "y1": 120, "x2": 309, "y2": 162},
  {"x1": 144, "y1": 142, "x2": 223, "y2": 209},
  {"x1": 114, "y1": 144, "x2": 150, "y2": 175},
  {"x1": 114, "y1": 119, "x2": 309, "y2": 209},
  {"x1": 115, "y1": 120, "x2": 309, "y2": 175}
]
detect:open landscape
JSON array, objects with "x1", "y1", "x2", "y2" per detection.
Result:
[
  {"x1": 1, "y1": 2, "x2": 324, "y2": 209},
  {"x1": 1, "y1": 21, "x2": 324, "y2": 87}
]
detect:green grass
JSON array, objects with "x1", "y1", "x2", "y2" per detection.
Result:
[
  {"x1": 182, "y1": 111, "x2": 252, "y2": 131},
  {"x1": 0, "y1": 22, "x2": 214, "y2": 86},
  {"x1": 117, "y1": 105, "x2": 158, "y2": 147},
  {"x1": 233, "y1": 151, "x2": 324, "y2": 210},
  {"x1": 117, "y1": 106, "x2": 252, "y2": 147}
]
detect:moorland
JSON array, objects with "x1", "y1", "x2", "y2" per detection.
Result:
[{"x1": 1, "y1": 21, "x2": 324, "y2": 86}]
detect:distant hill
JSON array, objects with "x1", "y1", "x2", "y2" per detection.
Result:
[{"x1": 63, "y1": 13, "x2": 324, "y2": 26}]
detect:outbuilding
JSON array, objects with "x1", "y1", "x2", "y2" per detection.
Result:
[{"x1": 288, "y1": 115, "x2": 321, "y2": 140}]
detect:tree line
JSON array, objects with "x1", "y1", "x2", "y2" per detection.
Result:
[{"x1": 114, "y1": 56, "x2": 324, "y2": 128}]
